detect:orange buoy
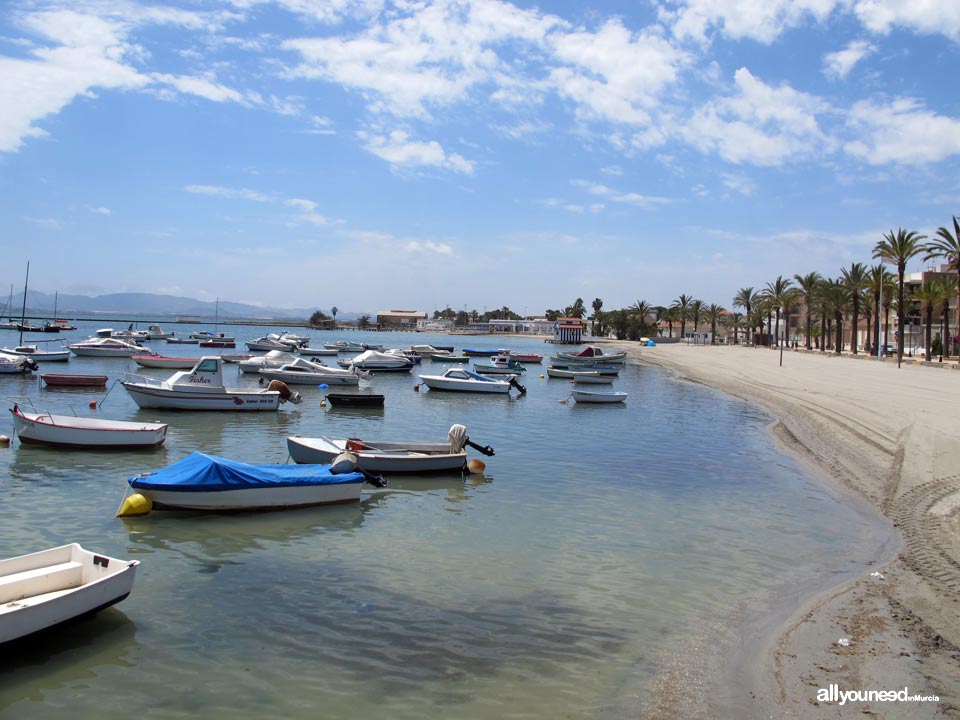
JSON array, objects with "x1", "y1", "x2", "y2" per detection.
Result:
[{"x1": 89, "y1": 400, "x2": 97, "y2": 409}]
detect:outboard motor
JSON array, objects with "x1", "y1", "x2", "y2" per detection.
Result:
[{"x1": 508, "y1": 376, "x2": 527, "y2": 394}]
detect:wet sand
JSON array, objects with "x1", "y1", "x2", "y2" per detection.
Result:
[{"x1": 622, "y1": 342, "x2": 960, "y2": 718}]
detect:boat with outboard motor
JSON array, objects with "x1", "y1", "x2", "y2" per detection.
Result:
[
  {"x1": 118, "y1": 452, "x2": 383, "y2": 513},
  {"x1": 473, "y1": 354, "x2": 525, "y2": 375},
  {"x1": 0, "y1": 351, "x2": 38, "y2": 374},
  {"x1": 259, "y1": 357, "x2": 360, "y2": 386},
  {"x1": 340, "y1": 349, "x2": 414, "y2": 373},
  {"x1": 286, "y1": 424, "x2": 494, "y2": 473},
  {"x1": 418, "y1": 367, "x2": 526, "y2": 394},
  {"x1": 69, "y1": 337, "x2": 152, "y2": 358},
  {"x1": 120, "y1": 356, "x2": 302, "y2": 410}
]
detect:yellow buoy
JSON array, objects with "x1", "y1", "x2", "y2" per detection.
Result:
[
  {"x1": 0, "y1": 435, "x2": 10, "y2": 447},
  {"x1": 467, "y1": 459, "x2": 486, "y2": 474},
  {"x1": 116, "y1": 493, "x2": 153, "y2": 517},
  {"x1": 539, "y1": 374, "x2": 544, "y2": 379},
  {"x1": 320, "y1": 400, "x2": 327, "y2": 407}
]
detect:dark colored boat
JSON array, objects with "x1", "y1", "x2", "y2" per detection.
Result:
[
  {"x1": 325, "y1": 393, "x2": 385, "y2": 407},
  {"x1": 41, "y1": 374, "x2": 109, "y2": 387}
]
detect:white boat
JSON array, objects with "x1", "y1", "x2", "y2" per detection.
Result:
[
  {"x1": 246, "y1": 334, "x2": 298, "y2": 352},
  {"x1": 298, "y1": 346, "x2": 339, "y2": 357},
  {"x1": 69, "y1": 337, "x2": 152, "y2": 358},
  {"x1": 547, "y1": 366, "x2": 603, "y2": 379},
  {"x1": 548, "y1": 362, "x2": 621, "y2": 376},
  {"x1": 142, "y1": 324, "x2": 173, "y2": 339},
  {"x1": 121, "y1": 452, "x2": 377, "y2": 513},
  {"x1": 570, "y1": 389, "x2": 628, "y2": 403},
  {"x1": 286, "y1": 424, "x2": 494, "y2": 474},
  {"x1": 165, "y1": 334, "x2": 199, "y2": 344},
  {"x1": 278, "y1": 331, "x2": 310, "y2": 347},
  {"x1": 133, "y1": 355, "x2": 199, "y2": 369},
  {"x1": 555, "y1": 346, "x2": 627, "y2": 364},
  {"x1": 10, "y1": 403, "x2": 168, "y2": 448},
  {"x1": 258, "y1": 357, "x2": 360, "y2": 386},
  {"x1": 120, "y1": 356, "x2": 302, "y2": 411},
  {"x1": 342, "y1": 349, "x2": 414, "y2": 373},
  {"x1": 418, "y1": 368, "x2": 526, "y2": 394},
  {"x1": 473, "y1": 354, "x2": 526, "y2": 375},
  {"x1": 238, "y1": 350, "x2": 299, "y2": 374},
  {"x1": 1, "y1": 343, "x2": 70, "y2": 362},
  {"x1": 0, "y1": 543, "x2": 140, "y2": 644},
  {"x1": 572, "y1": 374, "x2": 615, "y2": 385},
  {"x1": 0, "y1": 350, "x2": 38, "y2": 374}
]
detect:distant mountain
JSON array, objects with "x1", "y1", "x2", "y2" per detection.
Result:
[{"x1": 0, "y1": 289, "x2": 362, "y2": 322}]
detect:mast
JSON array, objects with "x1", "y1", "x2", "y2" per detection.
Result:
[{"x1": 19, "y1": 261, "x2": 30, "y2": 345}]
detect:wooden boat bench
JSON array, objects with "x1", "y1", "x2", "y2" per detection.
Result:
[{"x1": 0, "y1": 561, "x2": 83, "y2": 604}]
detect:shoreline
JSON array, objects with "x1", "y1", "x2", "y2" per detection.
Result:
[{"x1": 615, "y1": 342, "x2": 960, "y2": 718}]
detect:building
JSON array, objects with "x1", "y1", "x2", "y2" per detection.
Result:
[
  {"x1": 376, "y1": 310, "x2": 427, "y2": 329},
  {"x1": 416, "y1": 318, "x2": 453, "y2": 332},
  {"x1": 553, "y1": 317, "x2": 583, "y2": 344}
]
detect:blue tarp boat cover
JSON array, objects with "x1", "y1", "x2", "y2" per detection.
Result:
[{"x1": 130, "y1": 452, "x2": 364, "y2": 492}]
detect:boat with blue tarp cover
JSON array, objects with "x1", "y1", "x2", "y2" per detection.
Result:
[{"x1": 124, "y1": 452, "x2": 381, "y2": 511}]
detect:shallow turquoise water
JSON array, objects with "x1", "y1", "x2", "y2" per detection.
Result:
[{"x1": 0, "y1": 324, "x2": 881, "y2": 718}]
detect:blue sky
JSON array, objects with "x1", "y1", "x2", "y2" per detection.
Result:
[{"x1": 1, "y1": 0, "x2": 959, "y2": 317}]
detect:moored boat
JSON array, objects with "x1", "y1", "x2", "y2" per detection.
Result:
[
  {"x1": 10, "y1": 403, "x2": 168, "y2": 448},
  {"x1": 473, "y1": 354, "x2": 525, "y2": 375},
  {"x1": 121, "y1": 452, "x2": 379, "y2": 512},
  {"x1": 0, "y1": 543, "x2": 140, "y2": 644},
  {"x1": 258, "y1": 358, "x2": 360, "y2": 386},
  {"x1": 1, "y1": 343, "x2": 70, "y2": 362},
  {"x1": 286, "y1": 424, "x2": 494, "y2": 473},
  {"x1": 41, "y1": 374, "x2": 108, "y2": 387},
  {"x1": 120, "y1": 356, "x2": 302, "y2": 411},
  {"x1": 430, "y1": 353, "x2": 468, "y2": 362},
  {"x1": 418, "y1": 368, "x2": 525, "y2": 394},
  {"x1": 570, "y1": 389, "x2": 628, "y2": 403},
  {"x1": 133, "y1": 355, "x2": 199, "y2": 369},
  {"x1": 555, "y1": 346, "x2": 626, "y2": 364},
  {"x1": 342, "y1": 349, "x2": 414, "y2": 373},
  {"x1": 324, "y1": 393, "x2": 384, "y2": 407},
  {"x1": 69, "y1": 337, "x2": 152, "y2": 358},
  {"x1": 0, "y1": 351, "x2": 38, "y2": 374}
]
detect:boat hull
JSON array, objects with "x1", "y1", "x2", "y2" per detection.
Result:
[
  {"x1": 133, "y1": 355, "x2": 199, "y2": 369},
  {"x1": 571, "y1": 390, "x2": 628, "y2": 403},
  {"x1": 11, "y1": 407, "x2": 168, "y2": 448},
  {"x1": 139, "y1": 484, "x2": 361, "y2": 510},
  {"x1": 0, "y1": 544, "x2": 139, "y2": 644},
  {"x1": 121, "y1": 382, "x2": 281, "y2": 411},
  {"x1": 41, "y1": 374, "x2": 108, "y2": 387},
  {"x1": 258, "y1": 369, "x2": 359, "y2": 386},
  {"x1": 287, "y1": 436, "x2": 465, "y2": 473},
  {"x1": 418, "y1": 376, "x2": 511, "y2": 393}
]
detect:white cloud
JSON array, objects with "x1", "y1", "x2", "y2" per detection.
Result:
[
  {"x1": 24, "y1": 216, "x2": 62, "y2": 229},
  {"x1": 844, "y1": 98, "x2": 960, "y2": 165},
  {"x1": 662, "y1": 0, "x2": 838, "y2": 43},
  {"x1": 404, "y1": 240, "x2": 454, "y2": 255},
  {"x1": 852, "y1": 0, "x2": 960, "y2": 39},
  {"x1": 359, "y1": 129, "x2": 474, "y2": 173},
  {"x1": 91, "y1": 206, "x2": 112, "y2": 215},
  {"x1": 683, "y1": 67, "x2": 832, "y2": 166},
  {"x1": 151, "y1": 72, "x2": 246, "y2": 103},
  {"x1": 184, "y1": 185, "x2": 273, "y2": 201},
  {"x1": 823, "y1": 40, "x2": 874, "y2": 80}
]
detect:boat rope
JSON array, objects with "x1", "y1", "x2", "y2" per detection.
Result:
[{"x1": 98, "y1": 378, "x2": 123, "y2": 408}]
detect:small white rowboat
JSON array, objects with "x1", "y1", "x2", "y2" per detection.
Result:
[
  {"x1": 11, "y1": 404, "x2": 169, "y2": 448},
  {"x1": 570, "y1": 390, "x2": 628, "y2": 403},
  {"x1": 0, "y1": 543, "x2": 140, "y2": 644}
]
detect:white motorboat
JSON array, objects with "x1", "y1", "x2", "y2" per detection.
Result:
[
  {"x1": 570, "y1": 389, "x2": 628, "y2": 403},
  {"x1": 120, "y1": 356, "x2": 302, "y2": 411},
  {"x1": 286, "y1": 424, "x2": 495, "y2": 474},
  {"x1": 238, "y1": 350, "x2": 299, "y2": 374},
  {"x1": 548, "y1": 362, "x2": 621, "y2": 376},
  {"x1": 142, "y1": 324, "x2": 173, "y2": 339},
  {"x1": 258, "y1": 357, "x2": 360, "y2": 386},
  {"x1": 342, "y1": 349, "x2": 414, "y2": 373},
  {"x1": 1, "y1": 343, "x2": 70, "y2": 362},
  {"x1": 0, "y1": 543, "x2": 140, "y2": 644},
  {"x1": 120, "y1": 452, "x2": 377, "y2": 513},
  {"x1": 571, "y1": 374, "x2": 615, "y2": 385},
  {"x1": 0, "y1": 351, "x2": 38, "y2": 374},
  {"x1": 69, "y1": 337, "x2": 152, "y2": 358},
  {"x1": 133, "y1": 355, "x2": 199, "y2": 369},
  {"x1": 473, "y1": 354, "x2": 525, "y2": 375},
  {"x1": 547, "y1": 366, "x2": 603, "y2": 379},
  {"x1": 165, "y1": 334, "x2": 199, "y2": 344},
  {"x1": 278, "y1": 331, "x2": 310, "y2": 347},
  {"x1": 418, "y1": 368, "x2": 526, "y2": 394},
  {"x1": 246, "y1": 334, "x2": 298, "y2": 352},
  {"x1": 10, "y1": 403, "x2": 168, "y2": 448}
]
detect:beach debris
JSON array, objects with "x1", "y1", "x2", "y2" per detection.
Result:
[
  {"x1": 870, "y1": 571, "x2": 885, "y2": 580},
  {"x1": 836, "y1": 638, "x2": 853, "y2": 647}
]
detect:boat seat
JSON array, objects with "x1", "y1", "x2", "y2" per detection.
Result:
[{"x1": 0, "y1": 561, "x2": 83, "y2": 604}]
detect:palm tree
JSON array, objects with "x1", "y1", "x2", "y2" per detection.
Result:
[
  {"x1": 867, "y1": 264, "x2": 894, "y2": 355},
  {"x1": 358, "y1": 313, "x2": 371, "y2": 329},
  {"x1": 567, "y1": 298, "x2": 586, "y2": 320},
  {"x1": 707, "y1": 303, "x2": 725, "y2": 345},
  {"x1": 747, "y1": 307, "x2": 765, "y2": 345},
  {"x1": 840, "y1": 262, "x2": 868, "y2": 354},
  {"x1": 873, "y1": 228, "x2": 926, "y2": 366},
  {"x1": 763, "y1": 276, "x2": 794, "y2": 349},
  {"x1": 793, "y1": 272, "x2": 822, "y2": 350},
  {"x1": 330, "y1": 306, "x2": 338, "y2": 328},
  {"x1": 924, "y1": 216, "x2": 960, "y2": 356},
  {"x1": 820, "y1": 279, "x2": 848, "y2": 355},
  {"x1": 631, "y1": 300, "x2": 652, "y2": 339},
  {"x1": 689, "y1": 298, "x2": 706, "y2": 334},
  {"x1": 672, "y1": 294, "x2": 692, "y2": 340},
  {"x1": 732, "y1": 287, "x2": 756, "y2": 344},
  {"x1": 591, "y1": 298, "x2": 604, "y2": 336},
  {"x1": 727, "y1": 312, "x2": 744, "y2": 345},
  {"x1": 913, "y1": 282, "x2": 944, "y2": 361}
]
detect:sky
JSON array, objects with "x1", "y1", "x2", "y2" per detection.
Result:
[{"x1": 1, "y1": 0, "x2": 959, "y2": 317}]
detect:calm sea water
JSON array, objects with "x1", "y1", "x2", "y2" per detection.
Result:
[{"x1": 0, "y1": 323, "x2": 884, "y2": 718}]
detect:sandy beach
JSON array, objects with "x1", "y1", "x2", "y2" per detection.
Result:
[{"x1": 614, "y1": 342, "x2": 960, "y2": 718}]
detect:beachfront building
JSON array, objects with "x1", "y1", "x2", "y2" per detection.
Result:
[
  {"x1": 464, "y1": 319, "x2": 554, "y2": 334},
  {"x1": 376, "y1": 310, "x2": 427, "y2": 329},
  {"x1": 417, "y1": 318, "x2": 454, "y2": 332},
  {"x1": 554, "y1": 317, "x2": 584, "y2": 344}
]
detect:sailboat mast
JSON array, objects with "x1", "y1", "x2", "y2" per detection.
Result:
[{"x1": 19, "y1": 262, "x2": 30, "y2": 345}]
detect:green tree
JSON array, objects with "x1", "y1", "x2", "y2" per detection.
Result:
[
  {"x1": 707, "y1": 303, "x2": 725, "y2": 345},
  {"x1": 793, "y1": 272, "x2": 822, "y2": 350},
  {"x1": 330, "y1": 306, "x2": 338, "y2": 327},
  {"x1": 689, "y1": 298, "x2": 706, "y2": 334},
  {"x1": 672, "y1": 294, "x2": 692, "y2": 339},
  {"x1": 308, "y1": 309, "x2": 331, "y2": 326},
  {"x1": 840, "y1": 262, "x2": 869, "y2": 354},
  {"x1": 913, "y1": 282, "x2": 943, "y2": 361},
  {"x1": 820, "y1": 279, "x2": 848, "y2": 355},
  {"x1": 358, "y1": 314, "x2": 371, "y2": 329},
  {"x1": 923, "y1": 216, "x2": 960, "y2": 355},
  {"x1": 763, "y1": 275, "x2": 794, "y2": 349},
  {"x1": 591, "y1": 298, "x2": 604, "y2": 336},
  {"x1": 873, "y1": 228, "x2": 926, "y2": 366}
]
